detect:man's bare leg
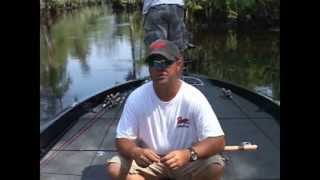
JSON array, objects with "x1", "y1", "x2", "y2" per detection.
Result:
[
  {"x1": 106, "y1": 163, "x2": 133, "y2": 180},
  {"x1": 127, "y1": 174, "x2": 162, "y2": 180},
  {"x1": 126, "y1": 174, "x2": 146, "y2": 180}
]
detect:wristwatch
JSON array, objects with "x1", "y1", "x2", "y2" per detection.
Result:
[{"x1": 188, "y1": 147, "x2": 198, "y2": 161}]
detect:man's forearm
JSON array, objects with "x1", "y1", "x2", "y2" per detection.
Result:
[
  {"x1": 192, "y1": 136, "x2": 225, "y2": 159},
  {"x1": 116, "y1": 138, "x2": 140, "y2": 159}
]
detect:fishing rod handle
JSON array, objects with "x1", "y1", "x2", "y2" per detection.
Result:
[{"x1": 224, "y1": 144, "x2": 258, "y2": 152}]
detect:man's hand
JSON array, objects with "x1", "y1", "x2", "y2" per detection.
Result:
[
  {"x1": 160, "y1": 149, "x2": 190, "y2": 170},
  {"x1": 131, "y1": 147, "x2": 160, "y2": 168}
]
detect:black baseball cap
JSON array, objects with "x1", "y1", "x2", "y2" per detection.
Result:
[{"x1": 145, "y1": 39, "x2": 182, "y2": 63}]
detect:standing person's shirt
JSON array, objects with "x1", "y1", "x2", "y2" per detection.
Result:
[
  {"x1": 143, "y1": 0, "x2": 184, "y2": 14},
  {"x1": 116, "y1": 80, "x2": 224, "y2": 155}
]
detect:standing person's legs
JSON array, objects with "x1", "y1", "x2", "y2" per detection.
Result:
[
  {"x1": 143, "y1": 6, "x2": 168, "y2": 48},
  {"x1": 143, "y1": 5, "x2": 190, "y2": 51},
  {"x1": 167, "y1": 5, "x2": 188, "y2": 51}
]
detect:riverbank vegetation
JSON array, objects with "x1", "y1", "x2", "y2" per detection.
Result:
[
  {"x1": 185, "y1": 0, "x2": 279, "y2": 29},
  {"x1": 110, "y1": 0, "x2": 279, "y2": 29},
  {"x1": 41, "y1": 0, "x2": 279, "y2": 29},
  {"x1": 40, "y1": 0, "x2": 104, "y2": 17}
]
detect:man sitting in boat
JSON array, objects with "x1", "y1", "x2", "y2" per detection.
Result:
[{"x1": 106, "y1": 39, "x2": 225, "y2": 180}]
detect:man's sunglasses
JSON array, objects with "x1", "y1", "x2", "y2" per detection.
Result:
[{"x1": 147, "y1": 59, "x2": 175, "y2": 69}]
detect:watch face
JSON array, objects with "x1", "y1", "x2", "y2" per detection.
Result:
[
  {"x1": 191, "y1": 150, "x2": 198, "y2": 161},
  {"x1": 192, "y1": 154, "x2": 197, "y2": 160}
]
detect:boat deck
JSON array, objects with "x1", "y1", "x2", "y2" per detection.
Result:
[{"x1": 40, "y1": 76, "x2": 280, "y2": 180}]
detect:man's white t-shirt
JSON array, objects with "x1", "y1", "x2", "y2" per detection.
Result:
[
  {"x1": 143, "y1": 0, "x2": 184, "y2": 14},
  {"x1": 116, "y1": 80, "x2": 224, "y2": 155}
]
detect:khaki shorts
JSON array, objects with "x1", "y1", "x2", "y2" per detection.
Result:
[{"x1": 107, "y1": 153, "x2": 225, "y2": 179}]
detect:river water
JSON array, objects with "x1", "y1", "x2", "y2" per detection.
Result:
[{"x1": 40, "y1": 5, "x2": 279, "y2": 130}]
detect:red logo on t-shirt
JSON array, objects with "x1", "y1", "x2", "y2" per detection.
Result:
[{"x1": 177, "y1": 116, "x2": 190, "y2": 128}]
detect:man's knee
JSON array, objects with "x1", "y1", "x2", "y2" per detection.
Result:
[
  {"x1": 210, "y1": 163, "x2": 224, "y2": 174},
  {"x1": 106, "y1": 163, "x2": 122, "y2": 178},
  {"x1": 207, "y1": 163, "x2": 224, "y2": 178},
  {"x1": 195, "y1": 163, "x2": 224, "y2": 180}
]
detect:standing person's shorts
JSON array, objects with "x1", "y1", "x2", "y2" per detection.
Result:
[
  {"x1": 107, "y1": 153, "x2": 225, "y2": 180},
  {"x1": 143, "y1": 4, "x2": 189, "y2": 51}
]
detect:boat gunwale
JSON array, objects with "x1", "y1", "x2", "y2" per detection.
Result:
[
  {"x1": 187, "y1": 73, "x2": 280, "y2": 122},
  {"x1": 40, "y1": 78, "x2": 147, "y2": 159}
]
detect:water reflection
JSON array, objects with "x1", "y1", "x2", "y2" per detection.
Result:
[
  {"x1": 40, "y1": 5, "x2": 279, "y2": 129},
  {"x1": 40, "y1": 6, "x2": 148, "y2": 128},
  {"x1": 186, "y1": 28, "x2": 280, "y2": 100}
]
